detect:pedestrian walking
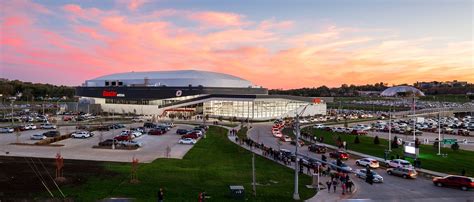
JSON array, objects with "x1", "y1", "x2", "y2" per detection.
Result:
[
  {"x1": 332, "y1": 180, "x2": 338, "y2": 193},
  {"x1": 347, "y1": 180, "x2": 353, "y2": 192},
  {"x1": 341, "y1": 182, "x2": 346, "y2": 195},
  {"x1": 326, "y1": 181, "x2": 332, "y2": 193},
  {"x1": 157, "y1": 188, "x2": 164, "y2": 202},
  {"x1": 461, "y1": 168, "x2": 466, "y2": 176}
]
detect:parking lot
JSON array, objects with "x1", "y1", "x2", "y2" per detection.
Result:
[{"x1": 0, "y1": 123, "x2": 197, "y2": 163}]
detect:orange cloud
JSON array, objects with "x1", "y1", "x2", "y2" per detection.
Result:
[{"x1": 1, "y1": 3, "x2": 473, "y2": 89}]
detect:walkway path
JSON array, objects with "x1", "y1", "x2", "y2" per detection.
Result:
[{"x1": 225, "y1": 124, "x2": 357, "y2": 202}]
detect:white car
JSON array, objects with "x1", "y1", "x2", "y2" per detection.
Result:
[
  {"x1": 299, "y1": 119, "x2": 310, "y2": 124},
  {"x1": 24, "y1": 124, "x2": 37, "y2": 130},
  {"x1": 281, "y1": 135, "x2": 292, "y2": 142},
  {"x1": 0, "y1": 127, "x2": 14, "y2": 133},
  {"x1": 179, "y1": 138, "x2": 197, "y2": 145},
  {"x1": 273, "y1": 131, "x2": 283, "y2": 138},
  {"x1": 31, "y1": 134, "x2": 47, "y2": 140},
  {"x1": 120, "y1": 140, "x2": 143, "y2": 147},
  {"x1": 355, "y1": 158, "x2": 380, "y2": 168},
  {"x1": 131, "y1": 131, "x2": 143, "y2": 137},
  {"x1": 40, "y1": 123, "x2": 57, "y2": 129},
  {"x1": 355, "y1": 169, "x2": 384, "y2": 183},
  {"x1": 313, "y1": 124, "x2": 325, "y2": 129},
  {"x1": 332, "y1": 127, "x2": 345, "y2": 133},
  {"x1": 71, "y1": 131, "x2": 92, "y2": 138},
  {"x1": 388, "y1": 159, "x2": 413, "y2": 169}
]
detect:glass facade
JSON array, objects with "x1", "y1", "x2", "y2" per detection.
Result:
[{"x1": 203, "y1": 99, "x2": 311, "y2": 120}]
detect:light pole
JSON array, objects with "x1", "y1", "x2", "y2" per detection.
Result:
[
  {"x1": 388, "y1": 104, "x2": 392, "y2": 152},
  {"x1": 293, "y1": 113, "x2": 301, "y2": 200},
  {"x1": 10, "y1": 99, "x2": 15, "y2": 126},
  {"x1": 437, "y1": 111, "x2": 441, "y2": 155},
  {"x1": 412, "y1": 95, "x2": 416, "y2": 141}
]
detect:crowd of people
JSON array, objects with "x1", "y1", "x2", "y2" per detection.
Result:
[
  {"x1": 326, "y1": 172, "x2": 354, "y2": 195},
  {"x1": 232, "y1": 129, "x2": 355, "y2": 196}
]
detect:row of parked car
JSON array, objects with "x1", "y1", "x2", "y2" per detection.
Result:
[{"x1": 1, "y1": 122, "x2": 58, "y2": 133}]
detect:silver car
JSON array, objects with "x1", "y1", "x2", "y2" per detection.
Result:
[
  {"x1": 31, "y1": 134, "x2": 47, "y2": 140},
  {"x1": 355, "y1": 169, "x2": 384, "y2": 183},
  {"x1": 0, "y1": 127, "x2": 14, "y2": 133}
]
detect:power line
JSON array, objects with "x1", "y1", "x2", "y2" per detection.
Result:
[
  {"x1": 23, "y1": 157, "x2": 54, "y2": 198},
  {"x1": 37, "y1": 158, "x2": 66, "y2": 198}
]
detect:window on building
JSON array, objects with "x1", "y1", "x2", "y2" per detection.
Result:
[
  {"x1": 105, "y1": 81, "x2": 110, "y2": 86},
  {"x1": 111, "y1": 81, "x2": 116, "y2": 86}
]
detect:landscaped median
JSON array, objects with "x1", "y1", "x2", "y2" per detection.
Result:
[
  {"x1": 296, "y1": 127, "x2": 474, "y2": 177},
  {"x1": 44, "y1": 126, "x2": 315, "y2": 201}
]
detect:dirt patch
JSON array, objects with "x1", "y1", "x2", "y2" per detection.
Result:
[{"x1": 0, "y1": 156, "x2": 122, "y2": 201}]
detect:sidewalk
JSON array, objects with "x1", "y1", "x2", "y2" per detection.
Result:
[{"x1": 226, "y1": 125, "x2": 358, "y2": 202}]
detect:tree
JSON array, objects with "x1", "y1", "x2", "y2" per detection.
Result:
[
  {"x1": 374, "y1": 136, "x2": 380, "y2": 144},
  {"x1": 391, "y1": 136, "x2": 399, "y2": 148},
  {"x1": 354, "y1": 136, "x2": 360, "y2": 144},
  {"x1": 451, "y1": 142, "x2": 460, "y2": 151},
  {"x1": 415, "y1": 138, "x2": 421, "y2": 148},
  {"x1": 336, "y1": 136, "x2": 343, "y2": 148},
  {"x1": 433, "y1": 138, "x2": 439, "y2": 148}
]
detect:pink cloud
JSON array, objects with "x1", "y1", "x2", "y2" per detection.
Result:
[{"x1": 188, "y1": 11, "x2": 248, "y2": 27}]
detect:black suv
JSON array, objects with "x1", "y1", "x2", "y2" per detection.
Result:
[
  {"x1": 143, "y1": 122, "x2": 157, "y2": 128},
  {"x1": 176, "y1": 129, "x2": 190, "y2": 135},
  {"x1": 98, "y1": 139, "x2": 119, "y2": 146},
  {"x1": 309, "y1": 144, "x2": 327, "y2": 153},
  {"x1": 43, "y1": 131, "x2": 60, "y2": 137}
]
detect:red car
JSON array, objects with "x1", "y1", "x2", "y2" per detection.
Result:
[
  {"x1": 351, "y1": 130, "x2": 368, "y2": 135},
  {"x1": 182, "y1": 132, "x2": 200, "y2": 139},
  {"x1": 433, "y1": 175, "x2": 474, "y2": 191},
  {"x1": 149, "y1": 129, "x2": 166, "y2": 135},
  {"x1": 114, "y1": 135, "x2": 132, "y2": 141},
  {"x1": 63, "y1": 116, "x2": 73, "y2": 121},
  {"x1": 329, "y1": 151, "x2": 349, "y2": 160}
]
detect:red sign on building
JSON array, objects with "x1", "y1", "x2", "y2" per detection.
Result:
[{"x1": 102, "y1": 90, "x2": 117, "y2": 97}]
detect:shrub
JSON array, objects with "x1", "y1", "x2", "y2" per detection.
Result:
[
  {"x1": 354, "y1": 136, "x2": 360, "y2": 144},
  {"x1": 374, "y1": 136, "x2": 380, "y2": 144},
  {"x1": 451, "y1": 142, "x2": 460, "y2": 151}
]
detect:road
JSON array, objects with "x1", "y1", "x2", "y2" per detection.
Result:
[{"x1": 248, "y1": 123, "x2": 474, "y2": 202}]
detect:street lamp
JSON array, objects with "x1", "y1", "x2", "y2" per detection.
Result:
[{"x1": 388, "y1": 104, "x2": 392, "y2": 152}]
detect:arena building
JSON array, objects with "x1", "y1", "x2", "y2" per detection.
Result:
[{"x1": 75, "y1": 70, "x2": 328, "y2": 120}]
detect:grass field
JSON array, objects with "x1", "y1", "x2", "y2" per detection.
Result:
[
  {"x1": 51, "y1": 126, "x2": 315, "y2": 201},
  {"x1": 299, "y1": 128, "x2": 474, "y2": 177}
]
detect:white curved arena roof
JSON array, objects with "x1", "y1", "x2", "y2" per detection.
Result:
[
  {"x1": 85, "y1": 70, "x2": 254, "y2": 88},
  {"x1": 380, "y1": 86, "x2": 425, "y2": 97}
]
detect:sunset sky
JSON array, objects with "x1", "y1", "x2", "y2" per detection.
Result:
[{"x1": 1, "y1": 0, "x2": 473, "y2": 89}]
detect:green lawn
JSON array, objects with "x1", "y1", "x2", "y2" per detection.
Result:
[
  {"x1": 298, "y1": 128, "x2": 474, "y2": 177},
  {"x1": 52, "y1": 126, "x2": 315, "y2": 201}
]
